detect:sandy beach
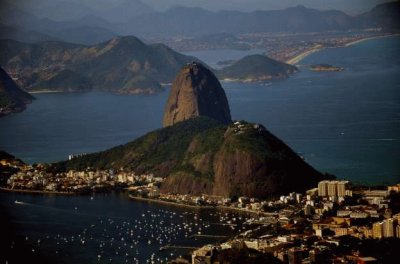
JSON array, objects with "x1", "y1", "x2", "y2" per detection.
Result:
[
  {"x1": 29, "y1": 90, "x2": 64, "y2": 94},
  {"x1": 286, "y1": 34, "x2": 399, "y2": 65},
  {"x1": 286, "y1": 44, "x2": 324, "y2": 65}
]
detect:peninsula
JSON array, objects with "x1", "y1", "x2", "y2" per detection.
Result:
[
  {"x1": 39, "y1": 62, "x2": 323, "y2": 199},
  {"x1": 0, "y1": 67, "x2": 34, "y2": 117}
]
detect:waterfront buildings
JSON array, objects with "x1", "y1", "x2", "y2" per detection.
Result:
[{"x1": 318, "y1": 180, "x2": 351, "y2": 198}]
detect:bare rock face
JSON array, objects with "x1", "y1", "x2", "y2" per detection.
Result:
[{"x1": 163, "y1": 62, "x2": 231, "y2": 127}]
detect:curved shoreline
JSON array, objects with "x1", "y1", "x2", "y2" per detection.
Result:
[
  {"x1": 0, "y1": 187, "x2": 74, "y2": 195},
  {"x1": 286, "y1": 34, "x2": 399, "y2": 65},
  {"x1": 344, "y1": 34, "x2": 400, "y2": 47},
  {"x1": 286, "y1": 44, "x2": 323, "y2": 65},
  {"x1": 129, "y1": 195, "x2": 265, "y2": 215}
]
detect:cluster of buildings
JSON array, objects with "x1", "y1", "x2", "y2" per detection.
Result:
[
  {"x1": 317, "y1": 180, "x2": 352, "y2": 198},
  {"x1": 188, "y1": 181, "x2": 400, "y2": 264},
  {"x1": 2, "y1": 157, "x2": 400, "y2": 263},
  {"x1": 156, "y1": 31, "x2": 388, "y2": 65},
  {"x1": 372, "y1": 216, "x2": 400, "y2": 239},
  {"x1": 6, "y1": 166, "x2": 163, "y2": 193}
]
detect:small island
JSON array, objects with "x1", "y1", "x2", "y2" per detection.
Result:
[
  {"x1": 310, "y1": 64, "x2": 344, "y2": 72},
  {"x1": 216, "y1": 54, "x2": 298, "y2": 82}
]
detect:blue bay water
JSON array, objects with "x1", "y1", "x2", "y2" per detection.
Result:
[{"x1": 0, "y1": 37, "x2": 399, "y2": 185}]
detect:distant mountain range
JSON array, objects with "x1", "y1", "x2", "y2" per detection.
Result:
[
  {"x1": 0, "y1": 1, "x2": 399, "y2": 44},
  {"x1": 0, "y1": 36, "x2": 200, "y2": 94},
  {"x1": 122, "y1": 2, "x2": 399, "y2": 37},
  {"x1": 0, "y1": 37, "x2": 296, "y2": 94},
  {"x1": 0, "y1": 67, "x2": 34, "y2": 117}
]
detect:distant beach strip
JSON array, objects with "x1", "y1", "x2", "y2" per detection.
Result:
[
  {"x1": 286, "y1": 44, "x2": 324, "y2": 65},
  {"x1": 286, "y1": 34, "x2": 400, "y2": 65}
]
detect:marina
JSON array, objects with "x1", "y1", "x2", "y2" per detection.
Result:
[{"x1": 1, "y1": 191, "x2": 253, "y2": 263}]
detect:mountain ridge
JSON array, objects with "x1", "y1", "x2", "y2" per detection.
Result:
[
  {"x1": 0, "y1": 36, "x2": 199, "y2": 94},
  {"x1": 0, "y1": 37, "x2": 296, "y2": 94},
  {"x1": 1, "y1": 2, "x2": 398, "y2": 43},
  {"x1": 54, "y1": 117, "x2": 324, "y2": 198}
]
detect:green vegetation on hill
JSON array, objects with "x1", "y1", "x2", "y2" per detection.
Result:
[
  {"x1": 120, "y1": 75, "x2": 163, "y2": 94},
  {"x1": 53, "y1": 117, "x2": 324, "y2": 198},
  {"x1": 216, "y1": 54, "x2": 298, "y2": 81},
  {"x1": 0, "y1": 37, "x2": 197, "y2": 94},
  {"x1": 0, "y1": 37, "x2": 301, "y2": 94},
  {"x1": 54, "y1": 117, "x2": 223, "y2": 175},
  {"x1": 31, "y1": 69, "x2": 91, "y2": 92}
]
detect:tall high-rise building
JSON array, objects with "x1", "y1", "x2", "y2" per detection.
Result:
[
  {"x1": 327, "y1": 181, "x2": 338, "y2": 197},
  {"x1": 337, "y1": 181, "x2": 349, "y2": 197},
  {"x1": 383, "y1": 218, "x2": 397, "y2": 238},
  {"x1": 318, "y1": 181, "x2": 329, "y2": 197},
  {"x1": 318, "y1": 180, "x2": 351, "y2": 198},
  {"x1": 372, "y1": 222, "x2": 383, "y2": 239}
]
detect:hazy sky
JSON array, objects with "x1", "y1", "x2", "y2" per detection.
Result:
[
  {"x1": 5, "y1": 0, "x2": 397, "y2": 15},
  {"x1": 145, "y1": 0, "x2": 395, "y2": 14}
]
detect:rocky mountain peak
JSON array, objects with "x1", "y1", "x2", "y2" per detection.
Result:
[{"x1": 163, "y1": 62, "x2": 232, "y2": 127}]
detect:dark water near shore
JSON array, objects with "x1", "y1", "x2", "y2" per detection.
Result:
[
  {"x1": 1, "y1": 36, "x2": 399, "y2": 184},
  {"x1": 0, "y1": 36, "x2": 399, "y2": 264},
  {"x1": 0, "y1": 191, "x2": 251, "y2": 263}
]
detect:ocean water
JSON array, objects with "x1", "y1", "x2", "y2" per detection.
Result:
[
  {"x1": 0, "y1": 37, "x2": 399, "y2": 185},
  {"x1": 183, "y1": 48, "x2": 265, "y2": 69},
  {"x1": 0, "y1": 192, "x2": 250, "y2": 263}
]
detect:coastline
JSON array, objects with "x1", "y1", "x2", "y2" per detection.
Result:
[
  {"x1": 1, "y1": 188, "x2": 265, "y2": 215},
  {"x1": 286, "y1": 34, "x2": 399, "y2": 65},
  {"x1": 128, "y1": 195, "x2": 214, "y2": 209},
  {"x1": 129, "y1": 195, "x2": 264, "y2": 215},
  {"x1": 0, "y1": 187, "x2": 74, "y2": 195},
  {"x1": 344, "y1": 34, "x2": 400, "y2": 47},
  {"x1": 29, "y1": 90, "x2": 64, "y2": 94},
  {"x1": 286, "y1": 44, "x2": 324, "y2": 65}
]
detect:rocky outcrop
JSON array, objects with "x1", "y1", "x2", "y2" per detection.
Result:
[
  {"x1": 0, "y1": 67, "x2": 34, "y2": 117},
  {"x1": 160, "y1": 121, "x2": 323, "y2": 198},
  {"x1": 210, "y1": 122, "x2": 322, "y2": 197},
  {"x1": 163, "y1": 62, "x2": 231, "y2": 127},
  {"x1": 56, "y1": 61, "x2": 325, "y2": 198}
]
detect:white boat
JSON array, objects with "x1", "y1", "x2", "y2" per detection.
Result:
[{"x1": 14, "y1": 200, "x2": 24, "y2": 205}]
